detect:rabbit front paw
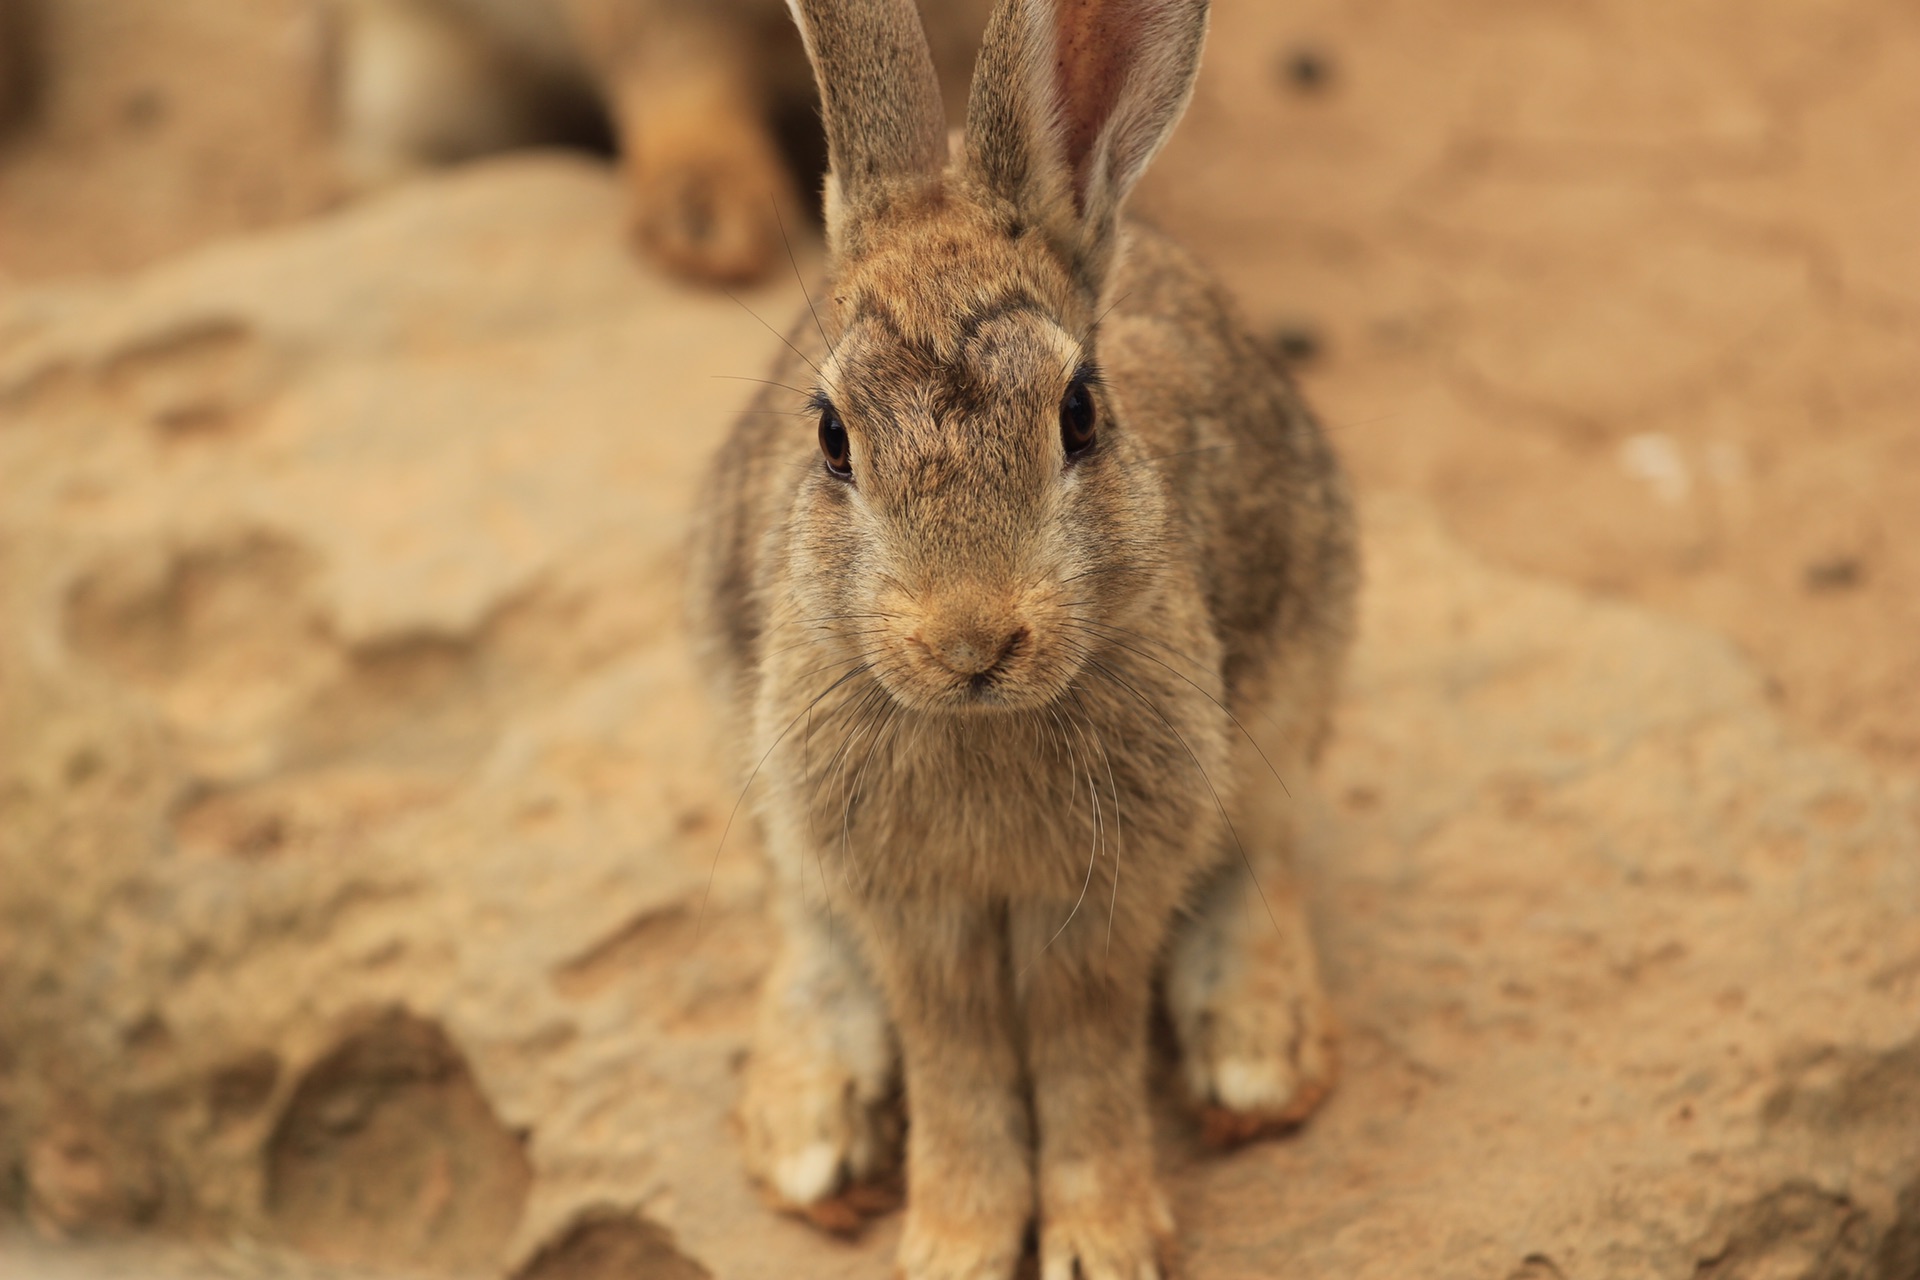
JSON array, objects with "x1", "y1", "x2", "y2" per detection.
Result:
[
  {"x1": 1038, "y1": 1176, "x2": 1175, "y2": 1280},
  {"x1": 738, "y1": 1027, "x2": 904, "y2": 1233},
  {"x1": 738, "y1": 1039, "x2": 900, "y2": 1232},
  {"x1": 897, "y1": 1190, "x2": 1030, "y2": 1280},
  {"x1": 1165, "y1": 868, "x2": 1340, "y2": 1144},
  {"x1": 1179, "y1": 979, "x2": 1338, "y2": 1145}
]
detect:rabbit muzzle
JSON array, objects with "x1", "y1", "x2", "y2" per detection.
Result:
[
  {"x1": 883, "y1": 586, "x2": 1074, "y2": 712},
  {"x1": 918, "y1": 617, "x2": 1027, "y2": 679}
]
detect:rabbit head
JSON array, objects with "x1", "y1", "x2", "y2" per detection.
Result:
[{"x1": 779, "y1": 0, "x2": 1210, "y2": 714}]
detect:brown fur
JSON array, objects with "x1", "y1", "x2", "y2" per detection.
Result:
[
  {"x1": 690, "y1": 1, "x2": 1357, "y2": 1275},
  {"x1": 328, "y1": 0, "x2": 986, "y2": 284}
]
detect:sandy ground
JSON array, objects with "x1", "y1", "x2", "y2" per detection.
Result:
[{"x1": 1, "y1": 1, "x2": 1916, "y2": 1278}]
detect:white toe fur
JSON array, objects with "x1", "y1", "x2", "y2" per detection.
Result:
[
  {"x1": 1214, "y1": 1056, "x2": 1290, "y2": 1111},
  {"x1": 774, "y1": 1141, "x2": 843, "y2": 1205}
]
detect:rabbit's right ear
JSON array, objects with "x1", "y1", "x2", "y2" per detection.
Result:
[
  {"x1": 965, "y1": 0, "x2": 1209, "y2": 293},
  {"x1": 786, "y1": 0, "x2": 948, "y2": 251}
]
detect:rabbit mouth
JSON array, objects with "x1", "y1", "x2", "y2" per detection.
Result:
[
  {"x1": 954, "y1": 664, "x2": 1045, "y2": 709},
  {"x1": 883, "y1": 624, "x2": 1079, "y2": 713},
  {"x1": 897, "y1": 668, "x2": 1075, "y2": 713}
]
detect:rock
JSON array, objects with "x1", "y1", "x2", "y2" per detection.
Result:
[{"x1": 1, "y1": 155, "x2": 1916, "y2": 1279}]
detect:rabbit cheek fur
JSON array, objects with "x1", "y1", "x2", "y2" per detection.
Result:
[{"x1": 692, "y1": 0, "x2": 1356, "y2": 1275}]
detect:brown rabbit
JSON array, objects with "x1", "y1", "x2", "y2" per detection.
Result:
[
  {"x1": 690, "y1": 0, "x2": 1357, "y2": 1273},
  {"x1": 329, "y1": 0, "x2": 985, "y2": 284}
]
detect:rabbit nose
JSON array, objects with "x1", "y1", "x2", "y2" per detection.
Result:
[{"x1": 922, "y1": 621, "x2": 1029, "y2": 677}]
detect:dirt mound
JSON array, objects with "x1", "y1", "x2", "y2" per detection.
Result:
[
  {"x1": 511, "y1": 1211, "x2": 709, "y2": 1280},
  {"x1": 265, "y1": 1009, "x2": 532, "y2": 1272}
]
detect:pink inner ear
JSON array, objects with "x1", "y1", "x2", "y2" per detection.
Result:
[{"x1": 1053, "y1": 0, "x2": 1146, "y2": 208}]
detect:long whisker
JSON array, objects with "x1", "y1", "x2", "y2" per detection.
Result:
[
  {"x1": 815, "y1": 682, "x2": 893, "y2": 848},
  {"x1": 840, "y1": 696, "x2": 902, "y2": 893},
  {"x1": 774, "y1": 197, "x2": 836, "y2": 364},
  {"x1": 1065, "y1": 619, "x2": 1291, "y2": 797},
  {"x1": 712, "y1": 373, "x2": 814, "y2": 398},
  {"x1": 1074, "y1": 697, "x2": 1125, "y2": 959},
  {"x1": 779, "y1": 642, "x2": 888, "y2": 693},
  {"x1": 723, "y1": 288, "x2": 823, "y2": 380},
  {"x1": 1081, "y1": 655, "x2": 1286, "y2": 943},
  {"x1": 1058, "y1": 561, "x2": 1170, "y2": 588},
  {"x1": 810, "y1": 678, "x2": 888, "y2": 808},
  {"x1": 815, "y1": 683, "x2": 885, "y2": 801},
  {"x1": 801, "y1": 686, "x2": 834, "y2": 935},
  {"x1": 1021, "y1": 707, "x2": 1102, "y2": 978},
  {"x1": 1058, "y1": 292, "x2": 1131, "y2": 384},
  {"x1": 1069, "y1": 614, "x2": 1294, "y2": 746},
  {"x1": 818, "y1": 679, "x2": 896, "y2": 892},
  {"x1": 757, "y1": 625, "x2": 893, "y2": 665},
  {"x1": 790, "y1": 610, "x2": 906, "y2": 624},
  {"x1": 698, "y1": 661, "x2": 870, "y2": 942}
]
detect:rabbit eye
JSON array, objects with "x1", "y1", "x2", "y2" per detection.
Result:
[
  {"x1": 818, "y1": 405, "x2": 852, "y2": 479},
  {"x1": 1060, "y1": 377, "x2": 1098, "y2": 459}
]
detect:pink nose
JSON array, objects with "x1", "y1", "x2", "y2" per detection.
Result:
[{"x1": 923, "y1": 623, "x2": 1028, "y2": 677}]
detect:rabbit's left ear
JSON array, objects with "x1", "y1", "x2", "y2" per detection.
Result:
[
  {"x1": 786, "y1": 0, "x2": 948, "y2": 249},
  {"x1": 965, "y1": 0, "x2": 1209, "y2": 289}
]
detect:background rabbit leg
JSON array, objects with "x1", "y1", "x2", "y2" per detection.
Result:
[
  {"x1": 1013, "y1": 894, "x2": 1176, "y2": 1280},
  {"x1": 565, "y1": 0, "x2": 800, "y2": 283},
  {"x1": 1162, "y1": 738, "x2": 1338, "y2": 1144},
  {"x1": 0, "y1": 0, "x2": 36, "y2": 138},
  {"x1": 738, "y1": 876, "x2": 900, "y2": 1228},
  {"x1": 864, "y1": 899, "x2": 1032, "y2": 1280}
]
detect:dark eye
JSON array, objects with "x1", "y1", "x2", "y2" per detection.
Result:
[
  {"x1": 1060, "y1": 378, "x2": 1097, "y2": 458},
  {"x1": 818, "y1": 405, "x2": 852, "y2": 479}
]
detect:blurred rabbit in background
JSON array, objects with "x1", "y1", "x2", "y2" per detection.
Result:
[
  {"x1": 0, "y1": 0, "x2": 36, "y2": 137},
  {"x1": 330, "y1": 0, "x2": 986, "y2": 284}
]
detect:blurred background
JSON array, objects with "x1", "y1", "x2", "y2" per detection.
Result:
[{"x1": 1, "y1": 2, "x2": 1916, "y2": 1278}]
